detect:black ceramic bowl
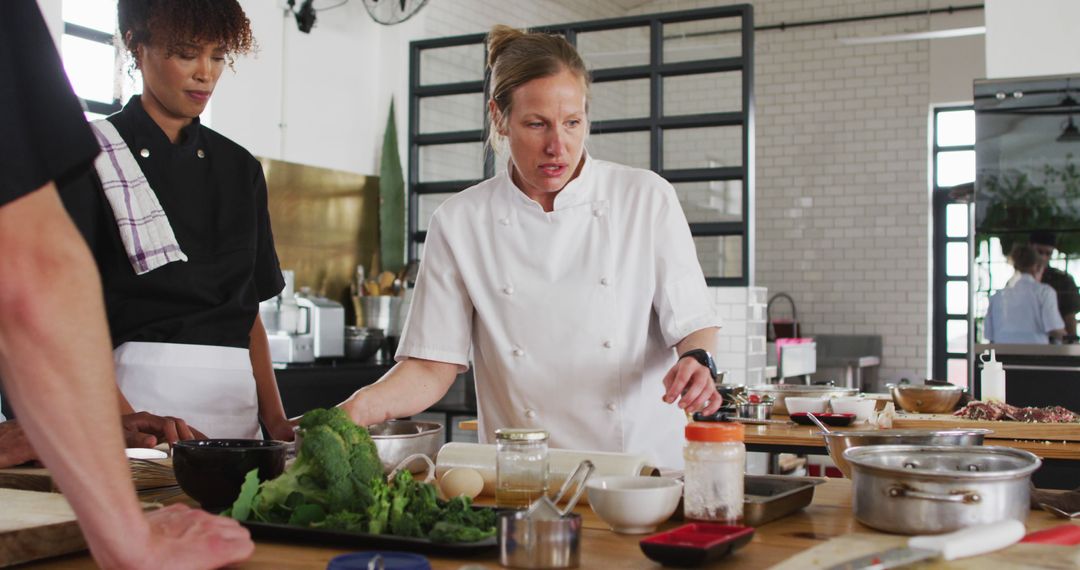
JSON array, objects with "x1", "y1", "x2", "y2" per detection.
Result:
[{"x1": 172, "y1": 439, "x2": 287, "y2": 511}]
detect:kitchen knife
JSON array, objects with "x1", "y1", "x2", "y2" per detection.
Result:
[{"x1": 824, "y1": 520, "x2": 1026, "y2": 570}]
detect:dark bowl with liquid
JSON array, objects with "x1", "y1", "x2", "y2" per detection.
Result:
[{"x1": 172, "y1": 439, "x2": 287, "y2": 511}]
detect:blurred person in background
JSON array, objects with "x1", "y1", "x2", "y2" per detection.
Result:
[
  {"x1": 985, "y1": 243, "x2": 1066, "y2": 344},
  {"x1": 1030, "y1": 231, "x2": 1080, "y2": 338}
]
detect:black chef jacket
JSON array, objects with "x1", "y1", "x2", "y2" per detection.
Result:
[
  {"x1": 60, "y1": 97, "x2": 285, "y2": 349},
  {"x1": 1, "y1": 0, "x2": 99, "y2": 206}
]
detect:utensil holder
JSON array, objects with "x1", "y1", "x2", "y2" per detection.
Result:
[{"x1": 498, "y1": 511, "x2": 581, "y2": 569}]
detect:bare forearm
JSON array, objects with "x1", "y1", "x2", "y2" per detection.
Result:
[
  {"x1": 0, "y1": 185, "x2": 149, "y2": 560},
  {"x1": 249, "y1": 315, "x2": 288, "y2": 431},
  {"x1": 675, "y1": 327, "x2": 720, "y2": 356},
  {"x1": 342, "y1": 358, "x2": 460, "y2": 426}
]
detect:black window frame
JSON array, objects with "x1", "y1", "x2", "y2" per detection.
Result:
[
  {"x1": 63, "y1": 21, "x2": 122, "y2": 116},
  {"x1": 930, "y1": 104, "x2": 975, "y2": 385},
  {"x1": 407, "y1": 5, "x2": 755, "y2": 286}
]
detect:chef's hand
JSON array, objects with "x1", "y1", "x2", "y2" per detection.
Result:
[
  {"x1": 100, "y1": 504, "x2": 254, "y2": 570},
  {"x1": 0, "y1": 420, "x2": 36, "y2": 468},
  {"x1": 662, "y1": 357, "x2": 723, "y2": 415},
  {"x1": 120, "y1": 412, "x2": 205, "y2": 448},
  {"x1": 265, "y1": 416, "x2": 296, "y2": 442}
]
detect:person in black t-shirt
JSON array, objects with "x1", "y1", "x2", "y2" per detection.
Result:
[
  {"x1": 1030, "y1": 231, "x2": 1080, "y2": 337},
  {"x1": 0, "y1": 1, "x2": 253, "y2": 567},
  {"x1": 61, "y1": 0, "x2": 292, "y2": 441}
]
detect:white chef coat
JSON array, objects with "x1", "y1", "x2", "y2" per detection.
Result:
[
  {"x1": 984, "y1": 273, "x2": 1065, "y2": 344},
  {"x1": 396, "y1": 155, "x2": 721, "y2": 468}
]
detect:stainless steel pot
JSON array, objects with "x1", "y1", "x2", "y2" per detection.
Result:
[
  {"x1": 822, "y1": 428, "x2": 992, "y2": 478},
  {"x1": 745, "y1": 384, "x2": 857, "y2": 415},
  {"x1": 844, "y1": 445, "x2": 1041, "y2": 534}
]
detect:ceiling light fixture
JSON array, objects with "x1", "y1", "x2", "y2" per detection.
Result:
[
  {"x1": 1059, "y1": 117, "x2": 1080, "y2": 143},
  {"x1": 838, "y1": 25, "x2": 985, "y2": 46}
]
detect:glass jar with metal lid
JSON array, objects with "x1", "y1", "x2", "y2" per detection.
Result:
[{"x1": 495, "y1": 428, "x2": 549, "y2": 509}]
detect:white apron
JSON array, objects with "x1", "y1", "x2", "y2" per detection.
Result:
[{"x1": 114, "y1": 342, "x2": 261, "y2": 439}]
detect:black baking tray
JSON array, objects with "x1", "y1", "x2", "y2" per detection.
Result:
[
  {"x1": 240, "y1": 516, "x2": 498, "y2": 556},
  {"x1": 743, "y1": 475, "x2": 824, "y2": 527}
]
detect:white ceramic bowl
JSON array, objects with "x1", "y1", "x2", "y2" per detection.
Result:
[
  {"x1": 784, "y1": 396, "x2": 829, "y2": 415},
  {"x1": 585, "y1": 476, "x2": 683, "y2": 534},
  {"x1": 830, "y1": 397, "x2": 877, "y2": 423}
]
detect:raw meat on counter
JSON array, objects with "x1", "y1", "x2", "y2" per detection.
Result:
[{"x1": 953, "y1": 401, "x2": 1079, "y2": 423}]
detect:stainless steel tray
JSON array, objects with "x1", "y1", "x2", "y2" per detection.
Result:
[{"x1": 743, "y1": 475, "x2": 824, "y2": 527}]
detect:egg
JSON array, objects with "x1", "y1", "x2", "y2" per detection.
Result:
[{"x1": 439, "y1": 467, "x2": 484, "y2": 500}]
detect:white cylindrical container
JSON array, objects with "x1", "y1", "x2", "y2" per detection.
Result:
[
  {"x1": 980, "y1": 349, "x2": 1006, "y2": 402},
  {"x1": 683, "y1": 422, "x2": 745, "y2": 523}
]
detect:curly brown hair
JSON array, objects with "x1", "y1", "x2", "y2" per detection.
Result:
[{"x1": 118, "y1": 0, "x2": 255, "y2": 67}]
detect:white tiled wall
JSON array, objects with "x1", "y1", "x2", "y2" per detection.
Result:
[{"x1": 715, "y1": 286, "x2": 768, "y2": 385}]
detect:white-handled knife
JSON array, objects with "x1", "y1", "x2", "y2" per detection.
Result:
[{"x1": 824, "y1": 520, "x2": 1026, "y2": 570}]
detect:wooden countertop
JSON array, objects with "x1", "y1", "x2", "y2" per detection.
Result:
[
  {"x1": 742, "y1": 422, "x2": 1080, "y2": 460},
  {"x1": 20, "y1": 478, "x2": 1075, "y2": 569},
  {"x1": 459, "y1": 418, "x2": 1080, "y2": 460}
]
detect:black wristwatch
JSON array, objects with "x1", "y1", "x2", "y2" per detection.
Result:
[{"x1": 679, "y1": 349, "x2": 718, "y2": 381}]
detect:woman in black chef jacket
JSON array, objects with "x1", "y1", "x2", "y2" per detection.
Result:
[{"x1": 60, "y1": 0, "x2": 292, "y2": 441}]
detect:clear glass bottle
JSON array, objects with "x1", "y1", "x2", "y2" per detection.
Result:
[
  {"x1": 683, "y1": 422, "x2": 745, "y2": 522},
  {"x1": 495, "y1": 428, "x2": 549, "y2": 509}
]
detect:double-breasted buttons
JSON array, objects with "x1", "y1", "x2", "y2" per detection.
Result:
[
  {"x1": 503, "y1": 286, "x2": 515, "y2": 295},
  {"x1": 512, "y1": 347, "x2": 525, "y2": 357},
  {"x1": 606, "y1": 403, "x2": 617, "y2": 412},
  {"x1": 197, "y1": 149, "x2": 206, "y2": 158},
  {"x1": 525, "y1": 409, "x2": 537, "y2": 419},
  {"x1": 139, "y1": 148, "x2": 150, "y2": 158},
  {"x1": 600, "y1": 277, "x2": 610, "y2": 286},
  {"x1": 603, "y1": 340, "x2": 613, "y2": 349},
  {"x1": 499, "y1": 218, "x2": 510, "y2": 226}
]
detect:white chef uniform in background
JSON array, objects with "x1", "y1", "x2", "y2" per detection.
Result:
[{"x1": 396, "y1": 155, "x2": 721, "y2": 468}]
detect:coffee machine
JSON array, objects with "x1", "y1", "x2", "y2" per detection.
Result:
[
  {"x1": 295, "y1": 290, "x2": 345, "y2": 359},
  {"x1": 261, "y1": 270, "x2": 315, "y2": 364}
]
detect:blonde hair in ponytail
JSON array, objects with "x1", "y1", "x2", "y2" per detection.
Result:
[{"x1": 486, "y1": 25, "x2": 590, "y2": 154}]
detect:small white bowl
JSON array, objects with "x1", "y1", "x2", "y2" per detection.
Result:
[
  {"x1": 830, "y1": 397, "x2": 877, "y2": 423},
  {"x1": 784, "y1": 396, "x2": 829, "y2": 415},
  {"x1": 586, "y1": 476, "x2": 683, "y2": 534}
]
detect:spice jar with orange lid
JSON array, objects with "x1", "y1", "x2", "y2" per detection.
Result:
[{"x1": 683, "y1": 422, "x2": 745, "y2": 522}]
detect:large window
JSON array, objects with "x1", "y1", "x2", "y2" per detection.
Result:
[
  {"x1": 407, "y1": 6, "x2": 755, "y2": 285},
  {"x1": 60, "y1": 0, "x2": 135, "y2": 119},
  {"x1": 931, "y1": 106, "x2": 975, "y2": 386}
]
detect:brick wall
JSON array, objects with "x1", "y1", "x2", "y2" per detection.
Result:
[{"x1": 628, "y1": 0, "x2": 947, "y2": 381}]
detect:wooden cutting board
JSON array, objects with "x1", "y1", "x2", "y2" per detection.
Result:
[
  {"x1": 770, "y1": 532, "x2": 1080, "y2": 569},
  {"x1": 0, "y1": 489, "x2": 86, "y2": 567},
  {"x1": 0, "y1": 460, "x2": 175, "y2": 493},
  {"x1": 893, "y1": 413, "x2": 1080, "y2": 442}
]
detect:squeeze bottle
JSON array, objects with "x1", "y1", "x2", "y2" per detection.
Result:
[{"x1": 980, "y1": 349, "x2": 1006, "y2": 402}]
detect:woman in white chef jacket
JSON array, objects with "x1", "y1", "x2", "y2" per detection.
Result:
[{"x1": 342, "y1": 25, "x2": 722, "y2": 468}]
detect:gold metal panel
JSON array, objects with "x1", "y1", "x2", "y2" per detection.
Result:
[{"x1": 259, "y1": 157, "x2": 378, "y2": 322}]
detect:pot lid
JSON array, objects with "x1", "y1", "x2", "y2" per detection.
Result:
[{"x1": 843, "y1": 445, "x2": 1041, "y2": 480}]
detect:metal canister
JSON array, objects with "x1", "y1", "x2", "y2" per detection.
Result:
[
  {"x1": 495, "y1": 428, "x2": 549, "y2": 509},
  {"x1": 498, "y1": 511, "x2": 581, "y2": 569}
]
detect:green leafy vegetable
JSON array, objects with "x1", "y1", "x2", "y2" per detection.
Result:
[{"x1": 225, "y1": 407, "x2": 495, "y2": 543}]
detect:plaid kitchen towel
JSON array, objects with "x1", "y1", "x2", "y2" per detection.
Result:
[{"x1": 89, "y1": 120, "x2": 187, "y2": 275}]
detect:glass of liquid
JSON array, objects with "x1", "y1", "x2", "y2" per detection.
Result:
[{"x1": 495, "y1": 428, "x2": 549, "y2": 509}]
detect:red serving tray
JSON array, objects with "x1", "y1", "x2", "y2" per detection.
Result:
[
  {"x1": 790, "y1": 412, "x2": 856, "y2": 427},
  {"x1": 639, "y1": 523, "x2": 755, "y2": 566}
]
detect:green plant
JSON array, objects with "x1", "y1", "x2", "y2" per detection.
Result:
[
  {"x1": 977, "y1": 154, "x2": 1080, "y2": 255},
  {"x1": 379, "y1": 100, "x2": 406, "y2": 274}
]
